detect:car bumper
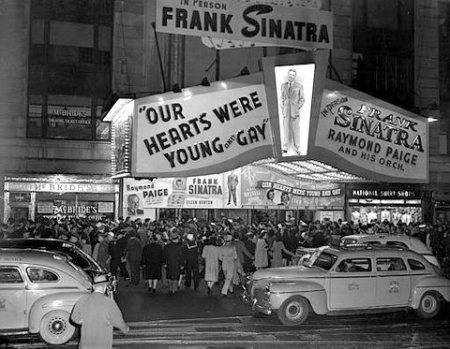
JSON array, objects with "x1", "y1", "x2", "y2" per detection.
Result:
[{"x1": 242, "y1": 288, "x2": 273, "y2": 315}]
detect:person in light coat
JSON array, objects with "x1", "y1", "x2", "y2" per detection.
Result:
[
  {"x1": 254, "y1": 231, "x2": 269, "y2": 269},
  {"x1": 201, "y1": 237, "x2": 220, "y2": 295},
  {"x1": 71, "y1": 277, "x2": 129, "y2": 349},
  {"x1": 219, "y1": 235, "x2": 238, "y2": 296}
]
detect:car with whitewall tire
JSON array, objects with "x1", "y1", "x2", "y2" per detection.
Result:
[
  {"x1": 0, "y1": 249, "x2": 109, "y2": 345},
  {"x1": 242, "y1": 246, "x2": 450, "y2": 326}
]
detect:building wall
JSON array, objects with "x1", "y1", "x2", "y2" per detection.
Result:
[
  {"x1": 414, "y1": 0, "x2": 450, "y2": 185},
  {"x1": 0, "y1": 1, "x2": 114, "y2": 221}
]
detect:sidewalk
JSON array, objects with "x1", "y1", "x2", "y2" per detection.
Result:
[{"x1": 114, "y1": 278, "x2": 252, "y2": 322}]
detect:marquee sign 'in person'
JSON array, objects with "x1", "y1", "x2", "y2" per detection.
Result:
[
  {"x1": 314, "y1": 81, "x2": 428, "y2": 182},
  {"x1": 133, "y1": 83, "x2": 273, "y2": 177},
  {"x1": 156, "y1": 0, "x2": 333, "y2": 50}
]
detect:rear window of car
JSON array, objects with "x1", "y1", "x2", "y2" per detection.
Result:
[
  {"x1": 376, "y1": 257, "x2": 407, "y2": 271},
  {"x1": 311, "y1": 252, "x2": 338, "y2": 270},
  {"x1": 342, "y1": 238, "x2": 358, "y2": 245},
  {"x1": 27, "y1": 267, "x2": 59, "y2": 283},
  {"x1": 0, "y1": 267, "x2": 23, "y2": 283},
  {"x1": 408, "y1": 259, "x2": 426, "y2": 270},
  {"x1": 336, "y1": 258, "x2": 372, "y2": 272}
]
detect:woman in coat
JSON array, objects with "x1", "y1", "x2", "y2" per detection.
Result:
[
  {"x1": 270, "y1": 233, "x2": 294, "y2": 268},
  {"x1": 142, "y1": 234, "x2": 164, "y2": 293},
  {"x1": 254, "y1": 231, "x2": 268, "y2": 269},
  {"x1": 201, "y1": 237, "x2": 220, "y2": 295},
  {"x1": 163, "y1": 232, "x2": 184, "y2": 295}
]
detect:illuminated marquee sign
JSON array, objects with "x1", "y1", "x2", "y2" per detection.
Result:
[
  {"x1": 313, "y1": 80, "x2": 429, "y2": 183},
  {"x1": 132, "y1": 75, "x2": 273, "y2": 177}
]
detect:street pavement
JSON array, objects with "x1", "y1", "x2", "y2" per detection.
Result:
[{"x1": 3, "y1": 279, "x2": 450, "y2": 348}]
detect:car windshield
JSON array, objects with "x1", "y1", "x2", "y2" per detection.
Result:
[
  {"x1": 61, "y1": 243, "x2": 103, "y2": 274},
  {"x1": 306, "y1": 251, "x2": 338, "y2": 270},
  {"x1": 67, "y1": 260, "x2": 93, "y2": 285}
]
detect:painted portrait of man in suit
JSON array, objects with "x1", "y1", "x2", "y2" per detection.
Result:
[{"x1": 280, "y1": 68, "x2": 305, "y2": 155}]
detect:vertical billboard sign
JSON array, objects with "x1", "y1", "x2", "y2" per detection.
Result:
[
  {"x1": 262, "y1": 51, "x2": 329, "y2": 161},
  {"x1": 105, "y1": 100, "x2": 134, "y2": 178},
  {"x1": 312, "y1": 80, "x2": 429, "y2": 183}
]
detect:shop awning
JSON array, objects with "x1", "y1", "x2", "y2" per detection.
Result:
[{"x1": 253, "y1": 159, "x2": 366, "y2": 182}]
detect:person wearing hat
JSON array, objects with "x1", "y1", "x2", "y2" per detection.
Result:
[
  {"x1": 141, "y1": 234, "x2": 164, "y2": 293},
  {"x1": 183, "y1": 233, "x2": 200, "y2": 291},
  {"x1": 71, "y1": 275, "x2": 129, "y2": 349},
  {"x1": 163, "y1": 230, "x2": 184, "y2": 295},
  {"x1": 126, "y1": 231, "x2": 142, "y2": 286},
  {"x1": 218, "y1": 234, "x2": 238, "y2": 296}
]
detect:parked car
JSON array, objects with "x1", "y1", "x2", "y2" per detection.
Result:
[
  {"x1": 0, "y1": 239, "x2": 106, "y2": 280},
  {"x1": 340, "y1": 234, "x2": 440, "y2": 267},
  {"x1": 0, "y1": 249, "x2": 110, "y2": 345},
  {"x1": 243, "y1": 246, "x2": 450, "y2": 326}
]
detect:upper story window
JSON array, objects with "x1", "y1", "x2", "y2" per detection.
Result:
[{"x1": 27, "y1": 0, "x2": 112, "y2": 141}]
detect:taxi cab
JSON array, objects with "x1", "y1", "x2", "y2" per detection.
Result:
[
  {"x1": 243, "y1": 246, "x2": 450, "y2": 326},
  {"x1": 0, "y1": 249, "x2": 108, "y2": 345}
]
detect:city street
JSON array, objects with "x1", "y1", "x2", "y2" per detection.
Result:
[{"x1": 3, "y1": 282, "x2": 450, "y2": 349}]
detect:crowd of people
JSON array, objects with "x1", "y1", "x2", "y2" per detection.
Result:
[{"x1": 1, "y1": 215, "x2": 450, "y2": 295}]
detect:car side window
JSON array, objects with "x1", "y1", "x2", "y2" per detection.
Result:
[
  {"x1": 26, "y1": 267, "x2": 59, "y2": 283},
  {"x1": 336, "y1": 258, "x2": 372, "y2": 272},
  {"x1": 408, "y1": 259, "x2": 425, "y2": 271},
  {"x1": 376, "y1": 257, "x2": 407, "y2": 272},
  {"x1": 386, "y1": 241, "x2": 408, "y2": 249},
  {"x1": 0, "y1": 267, "x2": 23, "y2": 284}
]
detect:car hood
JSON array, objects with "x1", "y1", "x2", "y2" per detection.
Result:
[{"x1": 252, "y1": 265, "x2": 326, "y2": 281}]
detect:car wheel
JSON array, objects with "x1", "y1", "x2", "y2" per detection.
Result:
[
  {"x1": 416, "y1": 292, "x2": 441, "y2": 319},
  {"x1": 39, "y1": 310, "x2": 75, "y2": 345},
  {"x1": 277, "y1": 296, "x2": 310, "y2": 326}
]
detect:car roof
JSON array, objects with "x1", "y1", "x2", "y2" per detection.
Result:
[
  {"x1": 326, "y1": 245, "x2": 429, "y2": 259},
  {"x1": 0, "y1": 248, "x2": 76, "y2": 272},
  {"x1": 0, "y1": 238, "x2": 73, "y2": 248},
  {"x1": 341, "y1": 234, "x2": 431, "y2": 253}
]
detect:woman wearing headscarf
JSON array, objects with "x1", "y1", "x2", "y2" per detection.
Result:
[{"x1": 201, "y1": 237, "x2": 220, "y2": 295}]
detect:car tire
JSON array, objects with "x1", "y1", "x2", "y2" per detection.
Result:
[
  {"x1": 39, "y1": 310, "x2": 75, "y2": 345},
  {"x1": 277, "y1": 296, "x2": 310, "y2": 326},
  {"x1": 416, "y1": 292, "x2": 441, "y2": 319}
]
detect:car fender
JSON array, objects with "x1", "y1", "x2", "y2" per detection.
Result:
[
  {"x1": 28, "y1": 291, "x2": 88, "y2": 333},
  {"x1": 410, "y1": 276, "x2": 450, "y2": 309},
  {"x1": 269, "y1": 281, "x2": 328, "y2": 315}
]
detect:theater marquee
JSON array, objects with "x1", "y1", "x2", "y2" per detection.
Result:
[
  {"x1": 313, "y1": 80, "x2": 429, "y2": 183},
  {"x1": 132, "y1": 74, "x2": 273, "y2": 177}
]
